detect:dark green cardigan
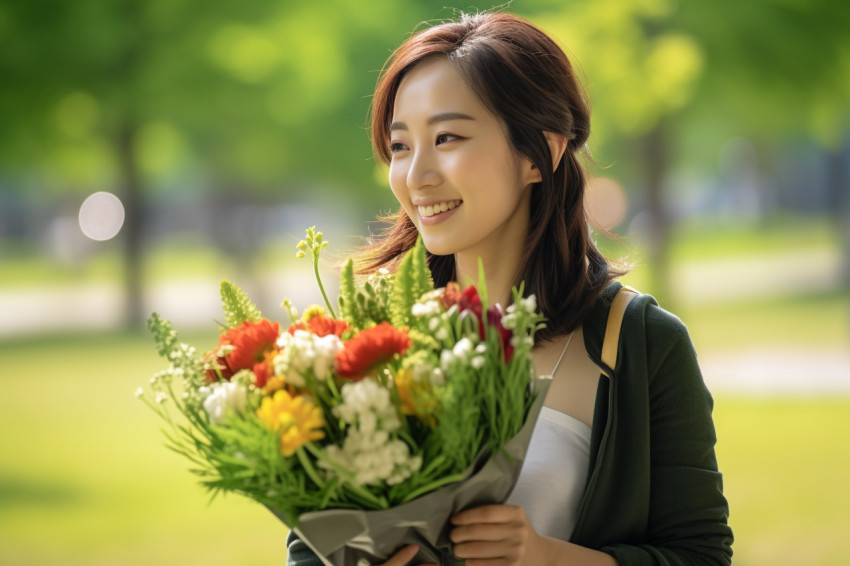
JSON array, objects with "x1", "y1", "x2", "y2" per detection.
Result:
[
  {"x1": 572, "y1": 282, "x2": 733, "y2": 565},
  {"x1": 286, "y1": 283, "x2": 733, "y2": 565}
]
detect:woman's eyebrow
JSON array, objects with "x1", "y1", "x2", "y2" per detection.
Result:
[{"x1": 390, "y1": 112, "x2": 476, "y2": 131}]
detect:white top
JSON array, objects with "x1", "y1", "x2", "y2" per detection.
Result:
[
  {"x1": 504, "y1": 330, "x2": 591, "y2": 541},
  {"x1": 505, "y1": 406, "x2": 591, "y2": 541}
]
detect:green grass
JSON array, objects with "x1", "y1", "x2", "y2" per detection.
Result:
[
  {"x1": 0, "y1": 331, "x2": 284, "y2": 566},
  {"x1": 1, "y1": 331, "x2": 849, "y2": 565},
  {"x1": 714, "y1": 397, "x2": 850, "y2": 566},
  {"x1": 2, "y1": 215, "x2": 848, "y2": 564}
]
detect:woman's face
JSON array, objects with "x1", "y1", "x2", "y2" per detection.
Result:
[{"x1": 388, "y1": 57, "x2": 540, "y2": 259}]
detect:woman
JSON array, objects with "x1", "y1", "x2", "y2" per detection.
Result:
[{"x1": 288, "y1": 11, "x2": 732, "y2": 566}]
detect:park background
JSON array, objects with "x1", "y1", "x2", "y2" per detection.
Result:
[{"x1": 1, "y1": 0, "x2": 848, "y2": 564}]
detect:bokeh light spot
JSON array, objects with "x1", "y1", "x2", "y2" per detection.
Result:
[
  {"x1": 586, "y1": 177, "x2": 628, "y2": 230},
  {"x1": 78, "y1": 191, "x2": 125, "y2": 241}
]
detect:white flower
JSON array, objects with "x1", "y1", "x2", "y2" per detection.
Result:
[
  {"x1": 134, "y1": 387, "x2": 144, "y2": 398},
  {"x1": 319, "y1": 378, "x2": 420, "y2": 486},
  {"x1": 333, "y1": 379, "x2": 400, "y2": 432},
  {"x1": 440, "y1": 349, "x2": 454, "y2": 372},
  {"x1": 411, "y1": 300, "x2": 441, "y2": 317},
  {"x1": 471, "y1": 356, "x2": 485, "y2": 369},
  {"x1": 155, "y1": 392, "x2": 168, "y2": 404},
  {"x1": 275, "y1": 330, "x2": 342, "y2": 386},
  {"x1": 501, "y1": 313, "x2": 518, "y2": 330},
  {"x1": 431, "y1": 368, "x2": 445, "y2": 386},
  {"x1": 452, "y1": 337, "x2": 473, "y2": 360},
  {"x1": 435, "y1": 327, "x2": 448, "y2": 341},
  {"x1": 202, "y1": 381, "x2": 247, "y2": 424},
  {"x1": 321, "y1": 430, "x2": 421, "y2": 486}
]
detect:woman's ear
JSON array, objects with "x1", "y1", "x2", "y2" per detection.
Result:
[
  {"x1": 543, "y1": 131, "x2": 568, "y2": 171},
  {"x1": 525, "y1": 132, "x2": 569, "y2": 184}
]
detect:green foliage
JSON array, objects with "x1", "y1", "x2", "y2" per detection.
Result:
[
  {"x1": 412, "y1": 236, "x2": 434, "y2": 300},
  {"x1": 146, "y1": 312, "x2": 205, "y2": 383},
  {"x1": 338, "y1": 258, "x2": 364, "y2": 329},
  {"x1": 220, "y1": 280, "x2": 263, "y2": 329},
  {"x1": 357, "y1": 273, "x2": 393, "y2": 328},
  {"x1": 389, "y1": 238, "x2": 434, "y2": 329}
]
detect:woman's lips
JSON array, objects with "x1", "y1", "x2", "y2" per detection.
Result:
[{"x1": 418, "y1": 202, "x2": 462, "y2": 225}]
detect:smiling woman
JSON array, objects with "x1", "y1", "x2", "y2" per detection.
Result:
[{"x1": 287, "y1": 10, "x2": 733, "y2": 566}]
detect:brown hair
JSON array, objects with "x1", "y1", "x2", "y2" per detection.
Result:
[{"x1": 357, "y1": 11, "x2": 623, "y2": 342}]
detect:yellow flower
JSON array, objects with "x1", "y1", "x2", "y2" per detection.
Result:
[
  {"x1": 261, "y1": 375, "x2": 286, "y2": 395},
  {"x1": 301, "y1": 304, "x2": 327, "y2": 322},
  {"x1": 395, "y1": 368, "x2": 439, "y2": 427},
  {"x1": 256, "y1": 390, "x2": 325, "y2": 456}
]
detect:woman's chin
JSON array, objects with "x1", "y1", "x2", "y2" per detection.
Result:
[{"x1": 418, "y1": 235, "x2": 456, "y2": 257}]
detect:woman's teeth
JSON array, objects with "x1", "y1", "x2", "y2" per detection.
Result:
[{"x1": 418, "y1": 200, "x2": 462, "y2": 218}]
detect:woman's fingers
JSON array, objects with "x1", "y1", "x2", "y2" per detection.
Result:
[
  {"x1": 452, "y1": 504, "x2": 523, "y2": 525},
  {"x1": 377, "y1": 544, "x2": 421, "y2": 566}
]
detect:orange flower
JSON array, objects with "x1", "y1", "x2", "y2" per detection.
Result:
[
  {"x1": 440, "y1": 282, "x2": 463, "y2": 309},
  {"x1": 288, "y1": 315, "x2": 350, "y2": 338},
  {"x1": 335, "y1": 322, "x2": 411, "y2": 379},
  {"x1": 205, "y1": 319, "x2": 280, "y2": 383}
]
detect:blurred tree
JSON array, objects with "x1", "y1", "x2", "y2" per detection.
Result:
[
  {"x1": 0, "y1": 0, "x2": 465, "y2": 327},
  {"x1": 537, "y1": 0, "x2": 850, "y2": 298}
]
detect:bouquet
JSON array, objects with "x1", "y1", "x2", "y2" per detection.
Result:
[{"x1": 139, "y1": 227, "x2": 548, "y2": 565}]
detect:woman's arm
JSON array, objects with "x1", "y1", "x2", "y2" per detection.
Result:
[{"x1": 450, "y1": 505, "x2": 618, "y2": 566}]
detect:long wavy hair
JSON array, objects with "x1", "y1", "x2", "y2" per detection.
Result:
[{"x1": 356, "y1": 11, "x2": 624, "y2": 343}]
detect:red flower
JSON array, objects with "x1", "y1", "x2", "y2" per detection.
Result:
[
  {"x1": 335, "y1": 322, "x2": 412, "y2": 379},
  {"x1": 487, "y1": 305, "x2": 514, "y2": 363},
  {"x1": 457, "y1": 285, "x2": 487, "y2": 340},
  {"x1": 252, "y1": 347, "x2": 280, "y2": 389},
  {"x1": 458, "y1": 285, "x2": 483, "y2": 319},
  {"x1": 288, "y1": 315, "x2": 350, "y2": 338},
  {"x1": 205, "y1": 319, "x2": 280, "y2": 383}
]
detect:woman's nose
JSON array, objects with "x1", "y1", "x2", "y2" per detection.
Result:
[{"x1": 406, "y1": 149, "x2": 442, "y2": 191}]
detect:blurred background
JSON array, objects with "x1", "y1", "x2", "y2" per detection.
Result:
[{"x1": 1, "y1": 0, "x2": 848, "y2": 564}]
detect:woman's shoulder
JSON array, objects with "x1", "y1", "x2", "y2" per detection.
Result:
[{"x1": 583, "y1": 281, "x2": 695, "y2": 369}]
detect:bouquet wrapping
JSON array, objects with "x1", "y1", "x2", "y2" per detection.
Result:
[
  {"x1": 282, "y1": 376, "x2": 549, "y2": 566},
  {"x1": 139, "y1": 227, "x2": 547, "y2": 566}
]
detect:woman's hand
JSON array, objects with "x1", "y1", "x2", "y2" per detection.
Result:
[
  {"x1": 449, "y1": 504, "x2": 546, "y2": 566},
  {"x1": 378, "y1": 544, "x2": 438, "y2": 566}
]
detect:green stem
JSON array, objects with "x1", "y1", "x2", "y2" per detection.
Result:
[
  {"x1": 313, "y1": 257, "x2": 337, "y2": 319},
  {"x1": 343, "y1": 483, "x2": 388, "y2": 509},
  {"x1": 296, "y1": 446, "x2": 324, "y2": 489},
  {"x1": 399, "y1": 472, "x2": 466, "y2": 504}
]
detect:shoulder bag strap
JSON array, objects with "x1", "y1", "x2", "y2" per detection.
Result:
[{"x1": 600, "y1": 286, "x2": 638, "y2": 378}]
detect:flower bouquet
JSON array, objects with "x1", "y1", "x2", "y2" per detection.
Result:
[{"x1": 139, "y1": 227, "x2": 548, "y2": 566}]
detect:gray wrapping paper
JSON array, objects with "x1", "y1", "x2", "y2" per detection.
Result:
[{"x1": 269, "y1": 375, "x2": 552, "y2": 566}]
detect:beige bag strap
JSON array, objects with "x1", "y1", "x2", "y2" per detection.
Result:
[{"x1": 601, "y1": 286, "x2": 638, "y2": 378}]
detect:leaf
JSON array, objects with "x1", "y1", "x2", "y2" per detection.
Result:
[
  {"x1": 147, "y1": 313, "x2": 179, "y2": 360},
  {"x1": 220, "y1": 280, "x2": 263, "y2": 328},
  {"x1": 389, "y1": 246, "x2": 417, "y2": 328},
  {"x1": 338, "y1": 258, "x2": 364, "y2": 330},
  {"x1": 411, "y1": 235, "x2": 434, "y2": 299}
]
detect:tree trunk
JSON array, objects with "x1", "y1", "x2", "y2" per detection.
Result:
[
  {"x1": 642, "y1": 120, "x2": 673, "y2": 305},
  {"x1": 116, "y1": 122, "x2": 145, "y2": 330},
  {"x1": 826, "y1": 137, "x2": 850, "y2": 287}
]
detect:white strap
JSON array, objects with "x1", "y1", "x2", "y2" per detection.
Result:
[{"x1": 550, "y1": 330, "x2": 575, "y2": 378}]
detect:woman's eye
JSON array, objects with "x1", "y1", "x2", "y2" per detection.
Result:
[
  {"x1": 389, "y1": 141, "x2": 407, "y2": 153},
  {"x1": 436, "y1": 133, "x2": 459, "y2": 145}
]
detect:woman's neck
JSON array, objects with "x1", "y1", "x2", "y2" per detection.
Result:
[{"x1": 454, "y1": 240, "x2": 525, "y2": 310}]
